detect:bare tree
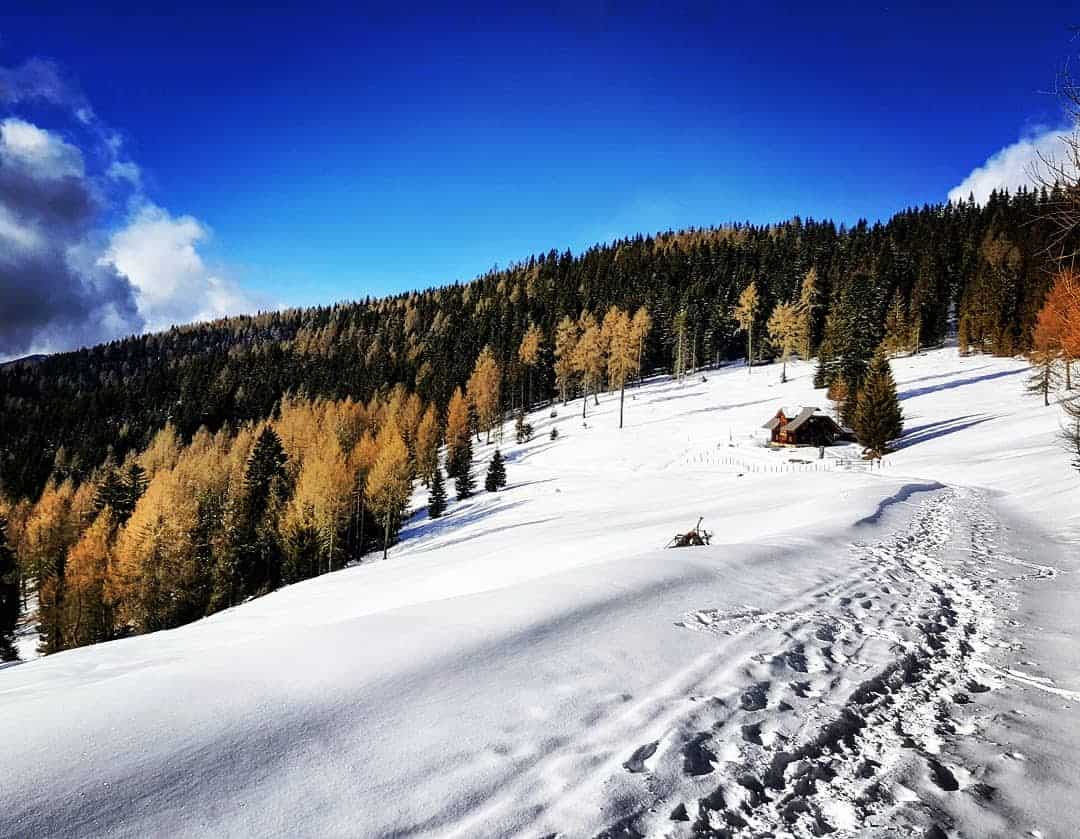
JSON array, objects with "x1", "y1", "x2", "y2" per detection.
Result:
[{"x1": 1033, "y1": 46, "x2": 1080, "y2": 264}]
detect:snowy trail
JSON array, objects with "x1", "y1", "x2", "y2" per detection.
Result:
[{"x1": 531, "y1": 487, "x2": 1048, "y2": 839}]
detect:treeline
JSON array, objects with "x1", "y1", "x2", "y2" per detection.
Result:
[{"x1": 1, "y1": 189, "x2": 1070, "y2": 504}]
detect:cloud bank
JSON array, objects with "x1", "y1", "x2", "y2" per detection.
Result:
[
  {"x1": 0, "y1": 117, "x2": 143, "y2": 358},
  {"x1": 948, "y1": 125, "x2": 1077, "y2": 205},
  {"x1": 0, "y1": 58, "x2": 260, "y2": 360}
]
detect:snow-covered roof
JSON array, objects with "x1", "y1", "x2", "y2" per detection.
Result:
[{"x1": 762, "y1": 406, "x2": 820, "y2": 431}]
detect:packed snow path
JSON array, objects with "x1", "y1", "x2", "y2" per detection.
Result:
[
  {"x1": 2, "y1": 348, "x2": 1078, "y2": 838},
  {"x1": 586, "y1": 488, "x2": 1053, "y2": 839}
]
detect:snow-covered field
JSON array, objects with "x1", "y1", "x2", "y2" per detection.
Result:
[{"x1": 2, "y1": 347, "x2": 1078, "y2": 838}]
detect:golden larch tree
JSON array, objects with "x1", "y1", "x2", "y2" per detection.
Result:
[
  {"x1": 631, "y1": 306, "x2": 653, "y2": 385},
  {"x1": 62, "y1": 510, "x2": 114, "y2": 649},
  {"x1": 767, "y1": 302, "x2": 805, "y2": 383},
  {"x1": 444, "y1": 387, "x2": 471, "y2": 474},
  {"x1": 553, "y1": 315, "x2": 579, "y2": 404},
  {"x1": 605, "y1": 309, "x2": 638, "y2": 428},
  {"x1": 572, "y1": 311, "x2": 605, "y2": 417},
  {"x1": 415, "y1": 403, "x2": 441, "y2": 486},
  {"x1": 365, "y1": 419, "x2": 413, "y2": 560},
  {"x1": 517, "y1": 323, "x2": 543, "y2": 409},
  {"x1": 735, "y1": 282, "x2": 760, "y2": 373},
  {"x1": 467, "y1": 345, "x2": 502, "y2": 443}
]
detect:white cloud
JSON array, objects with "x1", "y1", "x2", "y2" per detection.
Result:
[
  {"x1": 0, "y1": 57, "x2": 266, "y2": 354},
  {"x1": 103, "y1": 203, "x2": 262, "y2": 332},
  {"x1": 0, "y1": 117, "x2": 84, "y2": 179},
  {"x1": 948, "y1": 125, "x2": 1076, "y2": 204},
  {"x1": 106, "y1": 159, "x2": 142, "y2": 186}
]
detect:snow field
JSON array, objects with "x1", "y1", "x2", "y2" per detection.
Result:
[{"x1": 1, "y1": 346, "x2": 1077, "y2": 838}]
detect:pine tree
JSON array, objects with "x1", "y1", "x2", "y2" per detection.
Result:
[
  {"x1": 485, "y1": 449, "x2": 507, "y2": 492},
  {"x1": 453, "y1": 435, "x2": 475, "y2": 500},
  {"x1": 428, "y1": 466, "x2": 447, "y2": 518},
  {"x1": 0, "y1": 512, "x2": 19, "y2": 661},
  {"x1": 234, "y1": 426, "x2": 288, "y2": 599},
  {"x1": 853, "y1": 351, "x2": 904, "y2": 458},
  {"x1": 93, "y1": 469, "x2": 125, "y2": 518}
]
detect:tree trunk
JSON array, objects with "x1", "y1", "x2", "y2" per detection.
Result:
[
  {"x1": 582, "y1": 383, "x2": 587, "y2": 419},
  {"x1": 619, "y1": 382, "x2": 625, "y2": 429},
  {"x1": 382, "y1": 507, "x2": 391, "y2": 561},
  {"x1": 747, "y1": 325, "x2": 753, "y2": 374},
  {"x1": 781, "y1": 354, "x2": 787, "y2": 383},
  {"x1": 358, "y1": 503, "x2": 366, "y2": 559},
  {"x1": 1067, "y1": 359, "x2": 1072, "y2": 390}
]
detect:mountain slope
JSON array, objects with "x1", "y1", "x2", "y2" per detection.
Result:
[{"x1": 1, "y1": 347, "x2": 1077, "y2": 838}]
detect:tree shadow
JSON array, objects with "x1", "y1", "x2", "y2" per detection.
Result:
[
  {"x1": 504, "y1": 440, "x2": 558, "y2": 464},
  {"x1": 400, "y1": 498, "x2": 529, "y2": 543},
  {"x1": 892, "y1": 414, "x2": 997, "y2": 450},
  {"x1": 899, "y1": 364, "x2": 992, "y2": 388},
  {"x1": 898, "y1": 368, "x2": 1023, "y2": 401}
]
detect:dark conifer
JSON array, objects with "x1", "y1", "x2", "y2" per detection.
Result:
[
  {"x1": 94, "y1": 469, "x2": 125, "y2": 517},
  {"x1": 0, "y1": 513, "x2": 18, "y2": 661},
  {"x1": 454, "y1": 435, "x2": 475, "y2": 500},
  {"x1": 485, "y1": 449, "x2": 507, "y2": 492},
  {"x1": 428, "y1": 466, "x2": 447, "y2": 518},
  {"x1": 233, "y1": 427, "x2": 288, "y2": 599},
  {"x1": 853, "y1": 351, "x2": 904, "y2": 457}
]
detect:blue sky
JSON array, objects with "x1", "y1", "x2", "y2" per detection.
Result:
[{"x1": 1, "y1": 2, "x2": 1078, "y2": 348}]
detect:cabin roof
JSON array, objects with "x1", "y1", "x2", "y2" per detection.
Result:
[{"x1": 762, "y1": 406, "x2": 820, "y2": 431}]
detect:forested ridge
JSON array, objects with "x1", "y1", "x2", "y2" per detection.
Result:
[
  {"x1": 0, "y1": 187, "x2": 1073, "y2": 657},
  {"x1": 0, "y1": 189, "x2": 1066, "y2": 500}
]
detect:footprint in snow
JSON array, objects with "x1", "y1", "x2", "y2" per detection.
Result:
[
  {"x1": 741, "y1": 681, "x2": 770, "y2": 711},
  {"x1": 623, "y1": 741, "x2": 658, "y2": 773}
]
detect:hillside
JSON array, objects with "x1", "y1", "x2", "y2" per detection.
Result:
[
  {"x1": 2, "y1": 346, "x2": 1077, "y2": 838},
  {"x1": 1, "y1": 189, "x2": 1070, "y2": 501}
]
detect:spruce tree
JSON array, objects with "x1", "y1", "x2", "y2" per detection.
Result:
[
  {"x1": 485, "y1": 449, "x2": 507, "y2": 492},
  {"x1": 0, "y1": 513, "x2": 19, "y2": 661},
  {"x1": 853, "y1": 351, "x2": 904, "y2": 457},
  {"x1": 234, "y1": 426, "x2": 288, "y2": 598},
  {"x1": 428, "y1": 466, "x2": 447, "y2": 518},
  {"x1": 454, "y1": 435, "x2": 475, "y2": 500},
  {"x1": 93, "y1": 468, "x2": 125, "y2": 517}
]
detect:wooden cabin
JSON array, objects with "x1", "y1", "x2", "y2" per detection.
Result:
[{"x1": 762, "y1": 407, "x2": 852, "y2": 447}]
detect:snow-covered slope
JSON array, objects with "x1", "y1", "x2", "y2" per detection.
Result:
[{"x1": 2, "y1": 347, "x2": 1078, "y2": 839}]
